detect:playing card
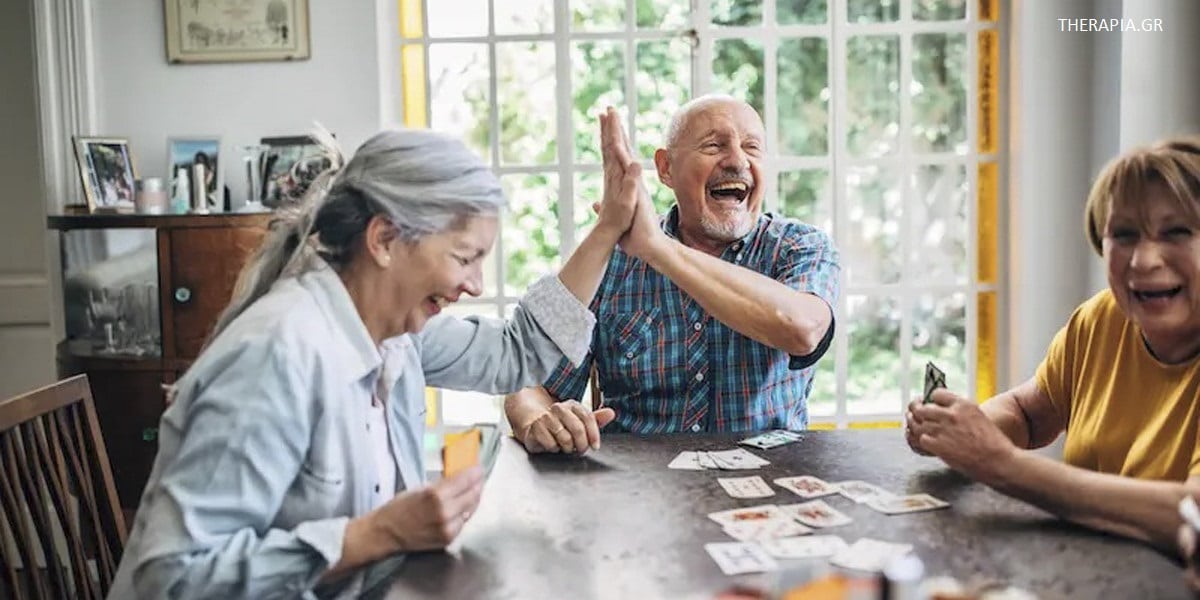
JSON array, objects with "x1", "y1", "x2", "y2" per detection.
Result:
[
  {"x1": 779, "y1": 500, "x2": 853, "y2": 528},
  {"x1": 697, "y1": 451, "x2": 720, "y2": 470},
  {"x1": 829, "y1": 538, "x2": 913, "y2": 572},
  {"x1": 774, "y1": 476, "x2": 838, "y2": 499},
  {"x1": 834, "y1": 480, "x2": 893, "y2": 503},
  {"x1": 759, "y1": 535, "x2": 849, "y2": 559},
  {"x1": 718, "y1": 476, "x2": 776, "y2": 498},
  {"x1": 442, "y1": 427, "x2": 480, "y2": 477},
  {"x1": 865, "y1": 493, "x2": 950, "y2": 515},
  {"x1": 738, "y1": 430, "x2": 803, "y2": 450},
  {"x1": 924, "y1": 361, "x2": 947, "y2": 404},
  {"x1": 704, "y1": 542, "x2": 779, "y2": 575},
  {"x1": 707, "y1": 448, "x2": 770, "y2": 470},
  {"x1": 707, "y1": 504, "x2": 786, "y2": 526},
  {"x1": 723, "y1": 518, "x2": 812, "y2": 541},
  {"x1": 668, "y1": 451, "x2": 705, "y2": 470}
]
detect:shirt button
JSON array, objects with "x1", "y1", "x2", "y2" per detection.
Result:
[
  {"x1": 374, "y1": 484, "x2": 381, "y2": 493},
  {"x1": 732, "y1": 242, "x2": 743, "y2": 251},
  {"x1": 691, "y1": 423, "x2": 701, "y2": 432},
  {"x1": 692, "y1": 322, "x2": 702, "y2": 331},
  {"x1": 695, "y1": 372, "x2": 704, "y2": 382},
  {"x1": 645, "y1": 316, "x2": 653, "y2": 324},
  {"x1": 625, "y1": 351, "x2": 634, "y2": 359}
]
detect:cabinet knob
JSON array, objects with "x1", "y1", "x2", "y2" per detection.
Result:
[{"x1": 174, "y1": 286, "x2": 192, "y2": 304}]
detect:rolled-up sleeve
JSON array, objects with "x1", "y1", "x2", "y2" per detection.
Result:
[
  {"x1": 127, "y1": 337, "x2": 344, "y2": 599},
  {"x1": 419, "y1": 274, "x2": 596, "y2": 391}
]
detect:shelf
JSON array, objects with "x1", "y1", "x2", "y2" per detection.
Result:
[
  {"x1": 56, "y1": 340, "x2": 192, "y2": 372},
  {"x1": 47, "y1": 212, "x2": 271, "y2": 231}
]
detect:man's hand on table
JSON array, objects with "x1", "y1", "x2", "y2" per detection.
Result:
[{"x1": 518, "y1": 399, "x2": 615, "y2": 455}]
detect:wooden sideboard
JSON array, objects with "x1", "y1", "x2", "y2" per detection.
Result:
[{"x1": 47, "y1": 213, "x2": 270, "y2": 510}]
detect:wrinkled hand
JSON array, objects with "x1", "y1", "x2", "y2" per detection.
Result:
[
  {"x1": 593, "y1": 107, "x2": 641, "y2": 241},
  {"x1": 903, "y1": 398, "x2": 933, "y2": 457},
  {"x1": 908, "y1": 388, "x2": 1018, "y2": 483},
  {"x1": 370, "y1": 466, "x2": 485, "y2": 552},
  {"x1": 520, "y1": 399, "x2": 616, "y2": 455}
]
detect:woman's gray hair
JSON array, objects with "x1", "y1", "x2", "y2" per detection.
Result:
[{"x1": 207, "y1": 127, "x2": 505, "y2": 344}]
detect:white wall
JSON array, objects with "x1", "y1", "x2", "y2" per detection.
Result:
[{"x1": 91, "y1": 0, "x2": 383, "y2": 207}]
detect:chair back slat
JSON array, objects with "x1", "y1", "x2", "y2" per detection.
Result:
[{"x1": 0, "y1": 375, "x2": 128, "y2": 600}]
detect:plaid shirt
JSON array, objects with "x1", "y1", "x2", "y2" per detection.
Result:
[{"x1": 543, "y1": 207, "x2": 840, "y2": 433}]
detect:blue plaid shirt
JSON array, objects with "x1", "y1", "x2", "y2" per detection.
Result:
[{"x1": 543, "y1": 207, "x2": 840, "y2": 433}]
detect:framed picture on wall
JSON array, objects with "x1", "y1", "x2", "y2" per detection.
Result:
[
  {"x1": 163, "y1": 0, "x2": 311, "y2": 64},
  {"x1": 168, "y1": 136, "x2": 222, "y2": 211},
  {"x1": 72, "y1": 136, "x2": 138, "y2": 213}
]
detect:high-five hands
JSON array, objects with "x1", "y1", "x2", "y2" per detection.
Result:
[{"x1": 595, "y1": 107, "x2": 667, "y2": 260}]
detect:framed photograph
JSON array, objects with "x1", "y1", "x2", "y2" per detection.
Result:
[
  {"x1": 73, "y1": 136, "x2": 138, "y2": 213},
  {"x1": 163, "y1": 0, "x2": 311, "y2": 64},
  {"x1": 168, "y1": 136, "x2": 222, "y2": 210},
  {"x1": 259, "y1": 135, "x2": 330, "y2": 207}
]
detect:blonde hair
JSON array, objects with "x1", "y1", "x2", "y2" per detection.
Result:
[{"x1": 1084, "y1": 136, "x2": 1200, "y2": 255}]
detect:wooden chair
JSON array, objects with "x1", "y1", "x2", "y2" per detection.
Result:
[{"x1": 0, "y1": 375, "x2": 127, "y2": 599}]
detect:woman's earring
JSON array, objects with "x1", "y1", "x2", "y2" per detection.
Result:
[{"x1": 379, "y1": 254, "x2": 392, "y2": 268}]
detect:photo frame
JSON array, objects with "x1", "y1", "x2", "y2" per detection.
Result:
[
  {"x1": 73, "y1": 136, "x2": 138, "y2": 213},
  {"x1": 168, "y1": 136, "x2": 223, "y2": 211},
  {"x1": 163, "y1": 0, "x2": 311, "y2": 64},
  {"x1": 259, "y1": 135, "x2": 330, "y2": 207}
]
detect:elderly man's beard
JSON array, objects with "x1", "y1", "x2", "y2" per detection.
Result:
[{"x1": 699, "y1": 211, "x2": 755, "y2": 242}]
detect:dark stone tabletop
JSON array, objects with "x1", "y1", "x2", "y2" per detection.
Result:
[{"x1": 367, "y1": 430, "x2": 1189, "y2": 599}]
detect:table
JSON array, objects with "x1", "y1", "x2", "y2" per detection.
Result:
[{"x1": 369, "y1": 430, "x2": 1189, "y2": 599}]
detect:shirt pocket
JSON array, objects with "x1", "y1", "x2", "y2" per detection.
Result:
[{"x1": 597, "y1": 308, "x2": 661, "y2": 396}]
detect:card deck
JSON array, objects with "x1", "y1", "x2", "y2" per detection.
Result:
[
  {"x1": 718, "y1": 476, "x2": 776, "y2": 498},
  {"x1": 704, "y1": 542, "x2": 779, "y2": 575},
  {"x1": 829, "y1": 538, "x2": 913, "y2": 572},
  {"x1": 774, "y1": 476, "x2": 838, "y2": 499},
  {"x1": 738, "y1": 430, "x2": 803, "y2": 450},
  {"x1": 834, "y1": 480, "x2": 893, "y2": 503},
  {"x1": 779, "y1": 500, "x2": 853, "y2": 528},
  {"x1": 759, "y1": 535, "x2": 849, "y2": 559},
  {"x1": 923, "y1": 361, "x2": 947, "y2": 404},
  {"x1": 442, "y1": 427, "x2": 481, "y2": 477},
  {"x1": 865, "y1": 493, "x2": 950, "y2": 515},
  {"x1": 707, "y1": 504, "x2": 786, "y2": 526},
  {"x1": 707, "y1": 448, "x2": 770, "y2": 470},
  {"x1": 668, "y1": 451, "x2": 705, "y2": 470},
  {"x1": 722, "y1": 517, "x2": 812, "y2": 541}
]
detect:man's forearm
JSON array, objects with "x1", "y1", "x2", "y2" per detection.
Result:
[{"x1": 641, "y1": 239, "x2": 831, "y2": 356}]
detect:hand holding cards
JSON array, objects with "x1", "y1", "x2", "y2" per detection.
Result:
[{"x1": 442, "y1": 428, "x2": 481, "y2": 477}]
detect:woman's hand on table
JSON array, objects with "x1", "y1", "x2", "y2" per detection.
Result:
[
  {"x1": 520, "y1": 399, "x2": 615, "y2": 455},
  {"x1": 908, "y1": 389, "x2": 1019, "y2": 483}
]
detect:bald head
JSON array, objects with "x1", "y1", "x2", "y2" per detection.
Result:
[{"x1": 663, "y1": 94, "x2": 764, "y2": 152}]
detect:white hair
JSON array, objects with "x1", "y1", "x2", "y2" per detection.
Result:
[{"x1": 663, "y1": 93, "x2": 747, "y2": 150}]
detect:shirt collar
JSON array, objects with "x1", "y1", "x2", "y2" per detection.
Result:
[{"x1": 297, "y1": 264, "x2": 384, "y2": 385}]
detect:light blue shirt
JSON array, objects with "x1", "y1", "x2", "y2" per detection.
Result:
[{"x1": 108, "y1": 264, "x2": 594, "y2": 599}]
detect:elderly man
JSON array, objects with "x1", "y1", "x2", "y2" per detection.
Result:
[{"x1": 505, "y1": 95, "x2": 841, "y2": 454}]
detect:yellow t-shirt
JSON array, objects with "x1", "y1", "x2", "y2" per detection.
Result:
[{"x1": 1036, "y1": 289, "x2": 1200, "y2": 480}]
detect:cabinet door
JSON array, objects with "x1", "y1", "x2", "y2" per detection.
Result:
[
  {"x1": 166, "y1": 226, "x2": 266, "y2": 358},
  {"x1": 85, "y1": 368, "x2": 170, "y2": 510}
]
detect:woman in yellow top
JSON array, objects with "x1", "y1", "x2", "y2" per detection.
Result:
[{"x1": 906, "y1": 136, "x2": 1200, "y2": 552}]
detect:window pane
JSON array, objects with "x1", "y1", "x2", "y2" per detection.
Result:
[
  {"x1": 713, "y1": 39, "x2": 764, "y2": 117},
  {"x1": 914, "y1": 0, "x2": 966, "y2": 21},
  {"x1": 574, "y1": 172, "x2": 601, "y2": 244},
  {"x1": 637, "y1": 40, "x2": 692, "y2": 158},
  {"x1": 911, "y1": 292, "x2": 966, "y2": 402},
  {"x1": 847, "y1": 294, "x2": 902, "y2": 415},
  {"x1": 572, "y1": 0, "x2": 624, "y2": 31},
  {"x1": 712, "y1": 0, "x2": 762, "y2": 26},
  {"x1": 846, "y1": 36, "x2": 899, "y2": 157},
  {"x1": 778, "y1": 37, "x2": 829, "y2": 156},
  {"x1": 638, "y1": 0, "x2": 689, "y2": 28},
  {"x1": 572, "y1": 41, "x2": 626, "y2": 165},
  {"x1": 427, "y1": 0, "x2": 488, "y2": 37},
  {"x1": 442, "y1": 390, "x2": 501, "y2": 426},
  {"x1": 848, "y1": 0, "x2": 898, "y2": 22},
  {"x1": 778, "y1": 0, "x2": 827, "y2": 24},
  {"x1": 502, "y1": 173, "x2": 561, "y2": 295},
  {"x1": 912, "y1": 165, "x2": 967, "y2": 284},
  {"x1": 497, "y1": 42, "x2": 557, "y2": 166},
  {"x1": 807, "y1": 350, "x2": 837, "y2": 417},
  {"x1": 779, "y1": 169, "x2": 832, "y2": 234},
  {"x1": 495, "y1": 0, "x2": 555, "y2": 34},
  {"x1": 912, "y1": 33, "x2": 968, "y2": 154},
  {"x1": 845, "y1": 165, "x2": 902, "y2": 284},
  {"x1": 428, "y1": 44, "x2": 491, "y2": 163}
]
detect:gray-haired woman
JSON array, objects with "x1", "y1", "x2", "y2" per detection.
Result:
[{"x1": 108, "y1": 110, "x2": 641, "y2": 599}]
